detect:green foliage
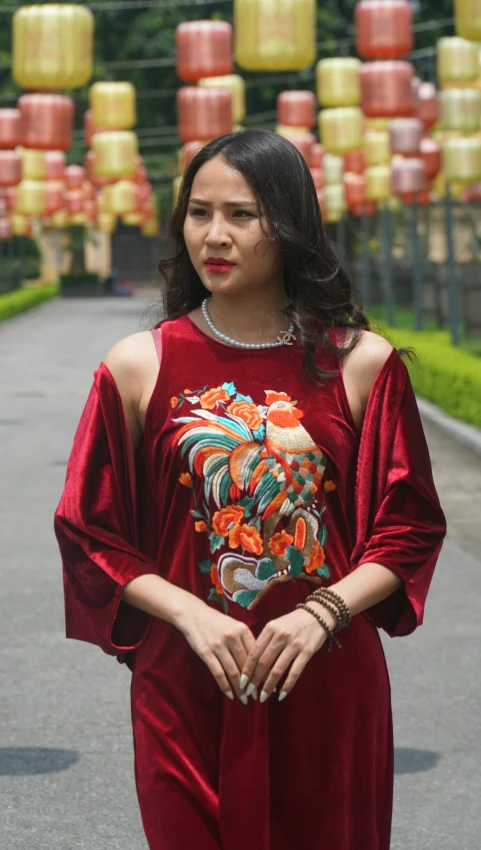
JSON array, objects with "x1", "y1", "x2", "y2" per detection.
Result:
[
  {"x1": 60, "y1": 272, "x2": 100, "y2": 287},
  {"x1": 0, "y1": 282, "x2": 59, "y2": 322}
]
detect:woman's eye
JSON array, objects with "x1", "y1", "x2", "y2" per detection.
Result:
[
  {"x1": 233, "y1": 210, "x2": 255, "y2": 218},
  {"x1": 190, "y1": 208, "x2": 207, "y2": 216}
]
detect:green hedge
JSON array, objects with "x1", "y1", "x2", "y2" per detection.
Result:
[
  {"x1": 0, "y1": 282, "x2": 59, "y2": 322},
  {"x1": 379, "y1": 326, "x2": 481, "y2": 430}
]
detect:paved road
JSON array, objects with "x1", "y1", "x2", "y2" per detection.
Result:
[{"x1": 1, "y1": 296, "x2": 480, "y2": 850}]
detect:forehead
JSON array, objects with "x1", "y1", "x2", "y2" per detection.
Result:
[{"x1": 190, "y1": 156, "x2": 255, "y2": 202}]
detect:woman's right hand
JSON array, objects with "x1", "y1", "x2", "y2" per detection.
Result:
[{"x1": 176, "y1": 600, "x2": 258, "y2": 703}]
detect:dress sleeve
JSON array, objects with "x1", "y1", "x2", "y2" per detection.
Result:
[
  {"x1": 349, "y1": 349, "x2": 447, "y2": 637},
  {"x1": 54, "y1": 362, "x2": 157, "y2": 659}
]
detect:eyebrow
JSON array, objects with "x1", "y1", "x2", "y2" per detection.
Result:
[{"x1": 188, "y1": 198, "x2": 258, "y2": 207}]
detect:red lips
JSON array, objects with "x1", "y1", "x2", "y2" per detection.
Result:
[{"x1": 204, "y1": 257, "x2": 236, "y2": 266}]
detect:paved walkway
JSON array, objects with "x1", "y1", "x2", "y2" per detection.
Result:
[{"x1": 0, "y1": 297, "x2": 480, "y2": 849}]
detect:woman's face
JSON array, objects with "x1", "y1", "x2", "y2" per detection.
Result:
[{"x1": 183, "y1": 155, "x2": 283, "y2": 296}]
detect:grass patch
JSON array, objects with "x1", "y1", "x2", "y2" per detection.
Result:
[
  {"x1": 368, "y1": 303, "x2": 481, "y2": 358},
  {"x1": 0, "y1": 282, "x2": 59, "y2": 322}
]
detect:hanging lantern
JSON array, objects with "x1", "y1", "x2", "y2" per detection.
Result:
[
  {"x1": 0, "y1": 151, "x2": 22, "y2": 187},
  {"x1": 319, "y1": 107, "x2": 363, "y2": 155},
  {"x1": 177, "y1": 88, "x2": 233, "y2": 143},
  {"x1": 178, "y1": 142, "x2": 204, "y2": 174},
  {"x1": 84, "y1": 110, "x2": 109, "y2": 147},
  {"x1": 92, "y1": 131, "x2": 138, "y2": 180},
  {"x1": 16, "y1": 179, "x2": 46, "y2": 215},
  {"x1": 90, "y1": 82, "x2": 136, "y2": 130},
  {"x1": 0, "y1": 218, "x2": 12, "y2": 240},
  {"x1": 134, "y1": 157, "x2": 148, "y2": 185},
  {"x1": 13, "y1": 4, "x2": 94, "y2": 90},
  {"x1": 176, "y1": 22, "x2": 233, "y2": 83},
  {"x1": 360, "y1": 61, "x2": 415, "y2": 118},
  {"x1": 66, "y1": 189, "x2": 85, "y2": 217},
  {"x1": 311, "y1": 143, "x2": 324, "y2": 169},
  {"x1": 0, "y1": 109, "x2": 22, "y2": 150},
  {"x1": 420, "y1": 137, "x2": 442, "y2": 181},
  {"x1": 355, "y1": 0, "x2": 413, "y2": 60},
  {"x1": 277, "y1": 91, "x2": 316, "y2": 128},
  {"x1": 198, "y1": 75, "x2": 245, "y2": 123},
  {"x1": 323, "y1": 154, "x2": 344, "y2": 185},
  {"x1": 85, "y1": 150, "x2": 112, "y2": 187},
  {"x1": 121, "y1": 211, "x2": 142, "y2": 227},
  {"x1": 391, "y1": 158, "x2": 426, "y2": 203},
  {"x1": 455, "y1": 0, "x2": 481, "y2": 42},
  {"x1": 45, "y1": 181, "x2": 66, "y2": 215},
  {"x1": 104, "y1": 180, "x2": 138, "y2": 215},
  {"x1": 4, "y1": 186, "x2": 17, "y2": 212},
  {"x1": 351, "y1": 201, "x2": 377, "y2": 218},
  {"x1": 388, "y1": 118, "x2": 423, "y2": 156},
  {"x1": 65, "y1": 165, "x2": 86, "y2": 191},
  {"x1": 365, "y1": 164, "x2": 391, "y2": 200},
  {"x1": 18, "y1": 94, "x2": 74, "y2": 152},
  {"x1": 437, "y1": 37, "x2": 478, "y2": 87},
  {"x1": 142, "y1": 217, "x2": 161, "y2": 237},
  {"x1": 10, "y1": 213, "x2": 32, "y2": 237},
  {"x1": 96, "y1": 212, "x2": 116, "y2": 234},
  {"x1": 418, "y1": 82, "x2": 439, "y2": 130},
  {"x1": 276, "y1": 124, "x2": 310, "y2": 136},
  {"x1": 344, "y1": 149, "x2": 365, "y2": 174},
  {"x1": 411, "y1": 76, "x2": 421, "y2": 112},
  {"x1": 45, "y1": 151, "x2": 65, "y2": 181},
  {"x1": 323, "y1": 183, "x2": 347, "y2": 223},
  {"x1": 20, "y1": 148, "x2": 46, "y2": 180},
  {"x1": 234, "y1": 0, "x2": 316, "y2": 72},
  {"x1": 364, "y1": 118, "x2": 390, "y2": 132},
  {"x1": 442, "y1": 137, "x2": 481, "y2": 182},
  {"x1": 316, "y1": 58, "x2": 361, "y2": 108},
  {"x1": 310, "y1": 168, "x2": 324, "y2": 190},
  {"x1": 440, "y1": 89, "x2": 481, "y2": 133},
  {"x1": 343, "y1": 172, "x2": 367, "y2": 208},
  {"x1": 279, "y1": 131, "x2": 315, "y2": 164},
  {"x1": 364, "y1": 131, "x2": 391, "y2": 165},
  {"x1": 49, "y1": 208, "x2": 67, "y2": 229}
]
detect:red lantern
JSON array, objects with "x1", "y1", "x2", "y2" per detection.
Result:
[
  {"x1": 360, "y1": 61, "x2": 415, "y2": 118},
  {"x1": 391, "y1": 158, "x2": 426, "y2": 204},
  {"x1": 418, "y1": 82, "x2": 439, "y2": 131},
  {"x1": 134, "y1": 156, "x2": 148, "y2": 184},
  {"x1": 281, "y1": 132, "x2": 315, "y2": 164},
  {"x1": 179, "y1": 141, "x2": 204, "y2": 173},
  {"x1": 176, "y1": 21, "x2": 233, "y2": 83},
  {"x1": 310, "y1": 168, "x2": 324, "y2": 190},
  {"x1": 311, "y1": 143, "x2": 324, "y2": 169},
  {"x1": 388, "y1": 118, "x2": 423, "y2": 156},
  {"x1": 0, "y1": 151, "x2": 22, "y2": 187},
  {"x1": 4, "y1": 186, "x2": 17, "y2": 212},
  {"x1": 351, "y1": 201, "x2": 377, "y2": 217},
  {"x1": 344, "y1": 149, "x2": 365, "y2": 174},
  {"x1": 18, "y1": 94, "x2": 74, "y2": 151},
  {"x1": 420, "y1": 137, "x2": 441, "y2": 182},
  {"x1": 66, "y1": 165, "x2": 86, "y2": 190},
  {"x1": 45, "y1": 151, "x2": 66, "y2": 181},
  {"x1": 343, "y1": 172, "x2": 367, "y2": 207},
  {"x1": 0, "y1": 109, "x2": 22, "y2": 149},
  {"x1": 177, "y1": 87, "x2": 233, "y2": 143},
  {"x1": 416, "y1": 179, "x2": 431, "y2": 206},
  {"x1": 0, "y1": 217, "x2": 11, "y2": 240},
  {"x1": 84, "y1": 109, "x2": 109, "y2": 147},
  {"x1": 45, "y1": 181, "x2": 66, "y2": 215},
  {"x1": 277, "y1": 91, "x2": 316, "y2": 128},
  {"x1": 355, "y1": 0, "x2": 413, "y2": 60}
]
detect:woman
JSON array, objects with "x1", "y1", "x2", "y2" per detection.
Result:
[{"x1": 54, "y1": 130, "x2": 446, "y2": 850}]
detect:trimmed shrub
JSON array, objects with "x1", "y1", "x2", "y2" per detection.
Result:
[{"x1": 0, "y1": 283, "x2": 59, "y2": 322}]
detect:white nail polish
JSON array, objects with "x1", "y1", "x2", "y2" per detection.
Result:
[
  {"x1": 226, "y1": 690, "x2": 234, "y2": 700},
  {"x1": 278, "y1": 690, "x2": 288, "y2": 702},
  {"x1": 252, "y1": 687, "x2": 258, "y2": 700},
  {"x1": 239, "y1": 674, "x2": 249, "y2": 690},
  {"x1": 240, "y1": 694, "x2": 249, "y2": 705},
  {"x1": 260, "y1": 690, "x2": 269, "y2": 704},
  {"x1": 245, "y1": 682, "x2": 256, "y2": 697}
]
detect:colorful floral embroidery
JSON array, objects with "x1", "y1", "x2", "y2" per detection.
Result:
[{"x1": 172, "y1": 381, "x2": 335, "y2": 611}]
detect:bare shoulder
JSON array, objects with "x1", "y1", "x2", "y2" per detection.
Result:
[
  {"x1": 103, "y1": 331, "x2": 156, "y2": 399},
  {"x1": 343, "y1": 329, "x2": 394, "y2": 412}
]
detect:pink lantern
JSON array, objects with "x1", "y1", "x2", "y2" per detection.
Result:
[
  {"x1": 45, "y1": 181, "x2": 66, "y2": 215},
  {"x1": 0, "y1": 151, "x2": 22, "y2": 187},
  {"x1": 360, "y1": 62, "x2": 416, "y2": 118},
  {"x1": 45, "y1": 151, "x2": 66, "y2": 181},
  {"x1": 355, "y1": 0, "x2": 413, "y2": 60},
  {"x1": 66, "y1": 189, "x2": 85, "y2": 216},
  {"x1": 344, "y1": 149, "x2": 365, "y2": 174},
  {"x1": 66, "y1": 165, "x2": 86, "y2": 190},
  {"x1": 176, "y1": 21, "x2": 233, "y2": 83},
  {"x1": 388, "y1": 118, "x2": 423, "y2": 156},
  {"x1": 0, "y1": 217, "x2": 12, "y2": 240},
  {"x1": 0, "y1": 109, "x2": 22, "y2": 149},
  {"x1": 418, "y1": 82, "x2": 439, "y2": 131},
  {"x1": 277, "y1": 91, "x2": 316, "y2": 128},
  {"x1": 391, "y1": 157, "x2": 426, "y2": 204},
  {"x1": 311, "y1": 143, "x2": 324, "y2": 169},
  {"x1": 177, "y1": 87, "x2": 233, "y2": 143},
  {"x1": 18, "y1": 94, "x2": 74, "y2": 151},
  {"x1": 282, "y1": 132, "x2": 315, "y2": 164},
  {"x1": 420, "y1": 137, "x2": 441, "y2": 181}
]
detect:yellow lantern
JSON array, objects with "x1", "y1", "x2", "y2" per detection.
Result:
[
  {"x1": 16, "y1": 180, "x2": 46, "y2": 215},
  {"x1": 323, "y1": 183, "x2": 346, "y2": 223},
  {"x1": 365, "y1": 165, "x2": 391, "y2": 201},
  {"x1": 13, "y1": 4, "x2": 94, "y2": 90},
  {"x1": 10, "y1": 213, "x2": 31, "y2": 236},
  {"x1": 19, "y1": 148, "x2": 46, "y2": 180},
  {"x1": 319, "y1": 107, "x2": 363, "y2": 155},
  {"x1": 104, "y1": 180, "x2": 137, "y2": 215},
  {"x1": 442, "y1": 137, "x2": 481, "y2": 182},
  {"x1": 234, "y1": 0, "x2": 316, "y2": 72},
  {"x1": 122, "y1": 212, "x2": 143, "y2": 227},
  {"x1": 92, "y1": 132, "x2": 138, "y2": 180},
  {"x1": 51, "y1": 208, "x2": 68, "y2": 229},
  {"x1": 276, "y1": 124, "x2": 310, "y2": 135},
  {"x1": 364, "y1": 118, "x2": 390, "y2": 132},
  {"x1": 440, "y1": 89, "x2": 481, "y2": 133},
  {"x1": 142, "y1": 217, "x2": 161, "y2": 237},
  {"x1": 454, "y1": 0, "x2": 481, "y2": 42},
  {"x1": 90, "y1": 82, "x2": 136, "y2": 130},
  {"x1": 437, "y1": 37, "x2": 478, "y2": 87},
  {"x1": 316, "y1": 58, "x2": 361, "y2": 108},
  {"x1": 97, "y1": 212, "x2": 117, "y2": 234},
  {"x1": 198, "y1": 75, "x2": 246, "y2": 123},
  {"x1": 323, "y1": 154, "x2": 344, "y2": 185},
  {"x1": 363, "y1": 131, "x2": 391, "y2": 166},
  {"x1": 173, "y1": 175, "x2": 183, "y2": 208},
  {"x1": 69, "y1": 212, "x2": 87, "y2": 226}
]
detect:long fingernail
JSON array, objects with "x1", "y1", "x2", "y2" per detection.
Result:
[
  {"x1": 260, "y1": 690, "x2": 269, "y2": 704},
  {"x1": 226, "y1": 690, "x2": 234, "y2": 700},
  {"x1": 278, "y1": 691, "x2": 288, "y2": 702},
  {"x1": 245, "y1": 682, "x2": 256, "y2": 697},
  {"x1": 240, "y1": 674, "x2": 249, "y2": 690},
  {"x1": 240, "y1": 694, "x2": 249, "y2": 705},
  {"x1": 250, "y1": 687, "x2": 258, "y2": 701}
]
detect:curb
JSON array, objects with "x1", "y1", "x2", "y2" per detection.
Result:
[{"x1": 416, "y1": 395, "x2": 481, "y2": 457}]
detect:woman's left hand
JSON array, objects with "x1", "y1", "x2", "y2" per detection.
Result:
[{"x1": 240, "y1": 606, "x2": 335, "y2": 703}]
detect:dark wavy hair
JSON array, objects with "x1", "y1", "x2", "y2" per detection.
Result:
[{"x1": 154, "y1": 129, "x2": 409, "y2": 384}]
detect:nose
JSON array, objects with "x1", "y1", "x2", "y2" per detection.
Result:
[{"x1": 205, "y1": 213, "x2": 232, "y2": 248}]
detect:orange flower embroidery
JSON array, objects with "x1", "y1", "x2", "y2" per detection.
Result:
[
  {"x1": 183, "y1": 389, "x2": 191, "y2": 394},
  {"x1": 210, "y1": 563, "x2": 223, "y2": 595},
  {"x1": 305, "y1": 540, "x2": 326, "y2": 574},
  {"x1": 199, "y1": 387, "x2": 231, "y2": 410},
  {"x1": 269, "y1": 529, "x2": 294, "y2": 557},
  {"x1": 229, "y1": 523, "x2": 264, "y2": 556},
  {"x1": 226, "y1": 400, "x2": 262, "y2": 430},
  {"x1": 324, "y1": 480, "x2": 336, "y2": 493},
  {"x1": 195, "y1": 521, "x2": 207, "y2": 532},
  {"x1": 179, "y1": 472, "x2": 192, "y2": 486},
  {"x1": 212, "y1": 505, "x2": 245, "y2": 537},
  {"x1": 170, "y1": 396, "x2": 179, "y2": 408}
]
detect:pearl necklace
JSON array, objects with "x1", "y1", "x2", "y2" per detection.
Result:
[{"x1": 201, "y1": 298, "x2": 296, "y2": 349}]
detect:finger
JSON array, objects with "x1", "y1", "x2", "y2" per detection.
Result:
[
  {"x1": 203, "y1": 652, "x2": 236, "y2": 701},
  {"x1": 273, "y1": 650, "x2": 310, "y2": 702},
  {"x1": 257, "y1": 645, "x2": 299, "y2": 701},
  {"x1": 240, "y1": 624, "x2": 280, "y2": 689},
  {"x1": 214, "y1": 647, "x2": 252, "y2": 703},
  {"x1": 247, "y1": 637, "x2": 286, "y2": 694}
]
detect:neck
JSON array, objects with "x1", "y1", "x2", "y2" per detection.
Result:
[{"x1": 205, "y1": 291, "x2": 291, "y2": 344}]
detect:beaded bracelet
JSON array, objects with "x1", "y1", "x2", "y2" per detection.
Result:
[
  {"x1": 295, "y1": 602, "x2": 342, "y2": 653},
  {"x1": 310, "y1": 588, "x2": 352, "y2": 632},
  {"x1": 306, "y1": 592, "x2": 346, "y2": 634}
]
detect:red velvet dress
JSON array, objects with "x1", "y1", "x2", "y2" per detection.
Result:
[{"x1": 54, "y1": 314, "x2": 446, "y2": 850}]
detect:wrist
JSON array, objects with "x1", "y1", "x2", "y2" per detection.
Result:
[
  {"x1": 308, "y1": 598, "x2": 338, "y2": 631},
  {"x1": 170, "y1": 592, "x2": 208, "y2": 633}
]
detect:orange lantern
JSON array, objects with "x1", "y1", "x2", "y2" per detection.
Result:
[
  {"x1": 92, "y1": 131, "x2": 138, "y2": 179},
  {"x1": 16, "y1": 179, "x2": 46, "y2": 215},
  {"x1": 90, "y1": 82, "x2": 136, "y2": 130},
  {"x1": 343, "y1": 172, "x2": 367, "y2": 207},
  {"x1": 0, "y1": 218, "x2": 11, "y2": 240},
  {"x1": 45, "y1": 151, "x2": 65, "y2": 181},
  {"x1": 18, "y1": 94, "x2": 74, "y2": 151},
  {"x1": 66, "y1": 189, "x2": 85, "y2": 217},
  {"x1": 5, "y1": 186, "x2": 17, "y2": 212},
  {"x1": 344, "y1": 149, "x2": 365, "y2": 173},
  {"x1": 360, "y1": 61, "x2": 415, "y2": 118},
  {"x1": 455, "y1": 0, "x2": 481, "y2": 41},
  {"x1": 176, "y1": 21, "x2": 233, "y2": 83},
  {"x1": 20, "y1": 148, "x2": 46, "y2": 180},
  {"x1": 391, "y1": 158, "x2": 426, "y2": 203},
  {"x1": 13, "y1": 4, "x2": 94, "y2": 90},
  {"x1": 319, "y1": 107, "x2": 363, "y2": 155},
  {"x1": 235, "y1": 0, "x2": 315, "y2": 72},
  {"x1": 420, "y1": 137, "x2": 442, "y2": 181},
  {"x1": 311, "y1": 143, "x2": 324, "y2": 169},
  {"x1": 45, "y1": 181, "x2": 66, "y2": 215},
  {"x1": 0, "y1": 151, "x2": 22, "y2": 187},
  {"x1": 316, "y1": 58, "x2": 361, "y2": 108},
  {"x1": 178, "y1": 142, "x2": 204, "y2": 173},
  {"x1": 66, "y1": 165, "x2": 86, "y2": 191},
  {"x1": 280, "y1": 132, "x2": 315, "y2": 164},
  {"x1": 437, "y1": 37, "x2": 478, "y2": 87},
  {"x1": 0, "y1": 109, "x2": 22, "y2": 150},
  {"x1": 388, "y1": 118, "x2": 423, "y2": 156},
  {"x1": 277, "y1": 91, "x2": 316, "y2": 128},
  {"x1": 418, "y1": 82, "x2": 439, "y2": 130},
  {"x1": 440, "y1": 89, "x2": 481, "y2": 133},
  {"x1": 355, "y1": 0, "x2": 413, "y2": 59},
  {"x1": 198, "y1": 75, "x2": 245, "y2": 123},
  {"x1": 177, "y1": 88, "x2": 233, "y2": 143}
]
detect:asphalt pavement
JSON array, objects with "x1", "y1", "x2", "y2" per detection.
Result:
[{"x1": 0, "y1": 295, "x2": 480, "y2": 849}]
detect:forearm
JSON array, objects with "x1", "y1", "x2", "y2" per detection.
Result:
[
  {"x1": 312, "y1": 562, "x2": 403, "y2": 629},
  {"x1": 121, "y1": 573, "x2": 206, "y2": 631}
]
